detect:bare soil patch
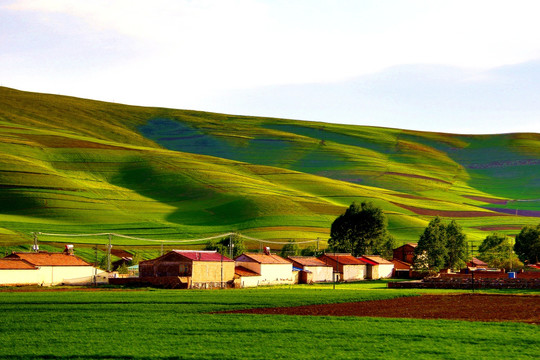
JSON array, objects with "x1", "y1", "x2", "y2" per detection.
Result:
[
  {"x1": 464, "y1": 195, "x2": 508, "y2": 205},
  {"x1": 225, "y1": 294, "x2": 540, "y2": 324},
  {"x1": 391, "y1": 202, "x2": 505, "y2": 217}
]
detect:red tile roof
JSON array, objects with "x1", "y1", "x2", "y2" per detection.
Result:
[
  {"x1": 287, "y1": 256, "x2": 331, "y2": 267},
  {"x1": 235, "y1": 266, "x2": 260, "y2": 277},
  {"x1": 172, "y1": 250, "x2": 233, "y2": 262},
  {"x1": 320, "y1": 254, "x2": 367, "y2": 265},
  {"x1": 467, "y1": 257, "x2": 488, "y2": 267},
  {"x1": 5, "y1": 252, "x2": 91, "y2": 266},
  {"x1": 0, "y1": 258, "x2": 37, "y2": 270},
  {"x1": 236, "y1": 253, "x2": 291, "y2": 264},
  {"x1": 391, "y1": 259, "x2": 412, "y2": 270},
  {"x1": 360, "y1": 255, "x2": 393, "y2": 265}
]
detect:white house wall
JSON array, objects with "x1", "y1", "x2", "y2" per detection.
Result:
[
  {"x1": 0, "y1": 269, "x2": 40, "y2": 286},
  {"x1": 0, "y1": 266, "x2": 103, "y2": 286},
  {"x1": 343, "y1": 265, "x2": 366, "y2": 281},
  {"x1": 38, "y1": 266, "x2": 102, "y2": 286},
  {"x1": 259, "y1": 263, "x2": 294, "y2": 285},
  {"x1": 378, "y1": 264, "x2": 394, "y2": 279},
  {"x1": 238, "y1": 275, "x2": 263, "y2": 288},
  {"x1": 303, "y1": 266, "x2": 333, "y2": 282}
]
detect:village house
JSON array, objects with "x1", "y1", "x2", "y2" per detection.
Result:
[
  {"x1": 391, "y1": 258, "x2": 413, "y2": 278},
  {"x1": 466, "y1": 257, "x2": 488, "y2": 270},
  {"x1": 2, "y1": 251, "x2": 103, "y2": 286},
  {"x1": 318, "y1": 253, "x2": 367, "y2": 281},
  {"x1": 234, "y1": 252, "x2": 294, "y2": 286},
  {"x1": 0, "y1": 258, "x2": 38, "y2": 286},
  {"x1": 393, "y1": 243, "x2": 417, "y2": 264},
  {"x1": 234, "y1": 265, "x2": 262, "y2": 288},
  {"x1": 359, "y1": 255, "x2": 394, "y2": 279},
  {"x1": 287, "y1": 256, "x2": 333, "y2": 283},
  {"x1": 138, "y1": 250, "x2": 234, "y2": 289}
]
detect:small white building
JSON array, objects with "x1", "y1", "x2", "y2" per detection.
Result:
[
  {"x1": 318, "y1": 253, "x2": 367, "y2": 281},
  {"x1": 234, "y1": 266, "x2": 263, "y2": 288},
  {"x1": 359, "y1": 255, "x2": 395, "y2": 279},
  {"x1": 234, "y1": 253, "x2": 293, "y2": 286},
  {"x1": 2, "y1": 251, "x2": 105, "y2": 286},
  {"x1": 287, "y1": 256, "x2": 333, "y2": 283}
]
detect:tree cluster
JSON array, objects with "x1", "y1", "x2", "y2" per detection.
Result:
[
  {"x1": 204, "y1": 234, "x2": 246, "y2": 259},
  {"x1": 478, "y1": 233, "x2": 523, "y2": 270},
  {"x1": 413, "y1": 217, "x2": 467, "y2": 272},
  {"x1": 514, "y1": 224, "x2": 540, "y2": 264},
  {"x1": 328, "y1": 201, "x2": 395, "y2": 257}
]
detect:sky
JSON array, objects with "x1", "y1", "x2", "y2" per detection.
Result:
[{"x1": 2, "y1": 0, "x2": 540, "y2": 134}]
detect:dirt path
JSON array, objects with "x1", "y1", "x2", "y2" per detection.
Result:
[{"x1": 224, "y1": 294, "x2": 540, "y2": 324}]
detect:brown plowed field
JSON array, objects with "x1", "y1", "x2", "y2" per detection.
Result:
[
  {"x1": 391, "y1": 202, "x2": 505, "y2": 217},
  {"x1": 225, "y1": 294, "x2": 540, "y2": 324}
]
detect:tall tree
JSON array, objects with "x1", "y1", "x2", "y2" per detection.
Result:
[
  {"x1": 414, "y1": 217, "x2": 447, "y2": 271},
  {"x1": 514, "y1": 224, "x2": 540, "y2": 264},
  {"x1": 328, "y1": 201, "x2": 388, "y2": 256},
  {"x1": 445, "y1": 220, "x2": 468, "y2": 270},
  {"x1": 479, "y1": 233, "x2": 522, "y2": 270}
]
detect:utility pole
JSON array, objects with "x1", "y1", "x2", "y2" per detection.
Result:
[
  {"x1": 220, "y1": 244, "x2": 224, "y2": 289},
  {"x1": 32, "y1": 232, "x2": 39, "y2": 252},
  {"x1": 107, "y1": 233, "x2": 112, "y2": 272}
]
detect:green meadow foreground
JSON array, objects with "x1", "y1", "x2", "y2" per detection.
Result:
[{"x1": 0, "y1": 284, "x2": 538, "y2": 359}]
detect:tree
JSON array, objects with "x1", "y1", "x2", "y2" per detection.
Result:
[
  {"x1": 280, "y1": 240, "x2": 299, "y2": 257},
  {"x1": 328, "y1": 201, "x2": 388, "y2": 256},
  {"x1": 204, "y1": 234, "x2": 246, "y2": 258},
  {"x1": 300, "y1": 245, "x2": 318, "y2": 256},
  {"x1": 514, "y1": 224, "x2": 540, "y2": 264},
  {"x1": 414, "y1": 217, "x2": 447, "y2": 271},
  {"x1": 445, "y1": 220, "x2": 468, "y2": 270},
  {"x1": 378, "y1": 234, "x2": 397, "y2": 261},
  {"x1": 479, "y1": 233, "x2": 522, "y2": 270},
  {"x1": 129, "y1": 252, "x2": 142, "y2": 266}
]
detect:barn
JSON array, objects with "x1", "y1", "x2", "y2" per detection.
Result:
[
  {"x1": 318, "y1": 253, "x2": 367, "y2": 281},
  {"x1": 359, "y1": 255, "x2": 394, "y2": 279},
  {"x1": 393, "y1": 243, "x2": 417, "y2": 264},
  {"x1": 287, "y1": 256, "x2": 333, "y2": 283},
  {"x1": 138, "y1": 250, "x2": 234, "y2": 289},
  {"x1": 234, "y1": 253, "x2": 294, "y2": 285},
  {"x1": 3, "y1": 251, "x2": 102, "y2": 286}
]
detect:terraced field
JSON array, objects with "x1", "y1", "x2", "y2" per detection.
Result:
[{"x1": 1, "y1": 86, "x2": 539, "y2": 256}]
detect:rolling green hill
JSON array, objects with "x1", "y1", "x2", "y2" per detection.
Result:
[{"x1": 1, "y1": 86, "x2": 539, "y2": 253}]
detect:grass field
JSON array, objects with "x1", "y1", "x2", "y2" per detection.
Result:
[
  {"x1": 1, "y1": 86, "x2": 540, "y2": 254},
  {"x1": 0, "y1": 285, "x2": 538, "y2": 359}
]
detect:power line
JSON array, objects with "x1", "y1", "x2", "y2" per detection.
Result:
[{"x1": 34, "y1": 231, "x2": 322, "y2": 246}]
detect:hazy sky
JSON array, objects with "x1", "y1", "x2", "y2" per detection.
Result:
[{"x1": 2, "y1": 0, "x2": 540, "y2": 134}]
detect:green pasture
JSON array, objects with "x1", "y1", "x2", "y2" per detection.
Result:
[
  {"x1": 0, "y1": 286, "x2": 538, "y2": 359},
  {"x1": 1, "y1": 86, "x2": 540, "y2": 252}
]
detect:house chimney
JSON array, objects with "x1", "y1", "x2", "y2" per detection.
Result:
[{"x1": 64, "y1": 244, "x2": 74, "y2": 255}]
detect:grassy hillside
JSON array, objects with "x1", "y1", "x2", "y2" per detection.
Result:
[{"x1": 1, "y1": 86, "x2": 539, "y2": 253}]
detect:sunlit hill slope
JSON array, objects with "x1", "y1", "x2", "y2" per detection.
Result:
[{"x1": 1, "y1": 86, "x2": 539, "y2": 250}]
